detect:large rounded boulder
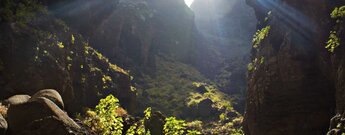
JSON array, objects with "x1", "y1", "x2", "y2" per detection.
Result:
[
  {"x1": 7, "y1": 97, "x2": 80, "y2": 134},
  {"x1": 0, "y1": 114, "x2": 7, "y2": 135},
  {"x1": 32, "y1": 89, "x2": 64, "y2": 110},
  {"x1": 3, "y1": 95, "x2": 31, "y2": 107}
]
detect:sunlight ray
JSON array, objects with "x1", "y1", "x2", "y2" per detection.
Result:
[{"x1": 184, "y1": 0, "x2": 194, "y2": 7}]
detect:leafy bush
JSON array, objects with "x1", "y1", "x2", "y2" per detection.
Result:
[
  {"x1": 326, "y1": 5, "x2": 345, "y2": 53},
  {"x1": 331, "y1": 6, "x2": 345, "y2": 19},
  {"x1": 252, "y1": 26, "x2": 271, "y2": 48},
  {"x1": 326, "y1": 31, "x2": 340, "y2": 53},
  {"x1": 188, "y1": 82, "x2": 235, "y2": 112},
  {"x1": 247, "y1": 62, "x2": 254, "y2": 71},
  {"x1": 164, "y1": 117, "x2": 187, "y2": 135},
  {"x1": 84, "y1": 95, "x2": 124, "y2": 135}
]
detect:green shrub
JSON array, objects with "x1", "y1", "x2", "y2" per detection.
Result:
[
  {"x1": 331, "y1": 6, "x2": 345, "y2": 19},
  {"x1": 247, "y1": 62, "x2": 254, "y2": 71},
  {"x1": 326, "y1": 6, "x2": 345, "y2": 53},
  {"x1": 164, "y1": 117, "x2": 187, "y2": 135},
  {"x1": 84, "y1": 95, "x2": 124, "y2": 135},
  {"x1": 326, "y1": 31, "x2": 340, "y2": 53},
  {"x1": 252, "y1": 26, "x2": 271, "y2": 48}
]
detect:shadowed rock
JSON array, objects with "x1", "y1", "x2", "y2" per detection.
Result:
[
  {"x1": 144, "y1": 111, "x2": 165, "y2": 135},
  {"x1": 7, "y1": 97, "x2": 80, "y2": 134}
]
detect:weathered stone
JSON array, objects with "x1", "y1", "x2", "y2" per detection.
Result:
[
  {"x1": 197, "y1": 99, "x2": 216, "y2": 118},
  {"x1": 0, "y1": 114, "x2": 7, "y2": 135},
  {"x1": 3, "y1": 95, "x2": 31, "y2": 107},
  {"x1": 7, "y1": 97, "x2": 80, "y2": 133},
  {"x1": 144, "y1": 111, "x2": 165, "y2": 135},
  {"x1": 32, "y1": 89, "x2": 64, "y2": 110},
  {"x1": 18, "y1": 116, "x2": 80, "y2": 135}
]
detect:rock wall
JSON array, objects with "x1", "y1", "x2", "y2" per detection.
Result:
[{"x1": 244, "y1": 0, "x2": 345, "y2": 134}]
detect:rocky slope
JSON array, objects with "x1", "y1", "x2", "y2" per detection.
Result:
[
  {"x1": 244, "y1": 0, "x2": 345, "y2": 134},
  {"x1": 46, "y1": 0, "x2": 233, "y2": 117},
  {"x1": 0, "y1": 0, "x2": 136, "y2": 114},
  {"x1": 53, "y1": 0, "x2": 198, "y2": 71}
]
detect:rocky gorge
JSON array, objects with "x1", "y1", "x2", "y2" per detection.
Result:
[{"x1": 1, "y1": 0, "x2": 345, "y2": 134}]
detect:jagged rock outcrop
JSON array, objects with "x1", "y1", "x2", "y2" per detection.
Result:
[
  {"x1": 0, "y1": 0, "x2": 136, "y2": 114},
  {"x1": 244, "y1": 0, "x2": 345, "y2": 134}
]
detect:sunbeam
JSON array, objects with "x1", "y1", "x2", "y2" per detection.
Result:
[{"x1": 184, "y1": 0, "x2": 194, "y2": 7}]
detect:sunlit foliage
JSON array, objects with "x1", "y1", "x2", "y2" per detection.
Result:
[
  {"x1": 326, "y1": 31, "x2": 340, "y2": 53},
  {"x1": 326, "y1": 6, "x2": 345, "y2": 53},
  {"x1": 125, "y1": 108, "x2": 151, "y2": 135},
  {"x1": 84, "y1": 95, "x2": 124, "y2": 135},
  {"x1": 164, "y1": 117, "x2": 187, "y2": 135},
  {"x1": 138, "y1": 56, "x2": 207, "y2": 116},
  {"x1": 247, "y1": 56, "x2": 265, "y2": 72},
  {"x1": 252, "y1": 26, "x2": 271, "y2": 48},
  {"x1": 331, "y1": 6, "x2": 345, "y2": 19},
  {"x1": 247, "y1": 62, "x2": 254, "y2": 71},
  {"x1": 187, "y1": 82, "x2": 234, "y2": 112}
]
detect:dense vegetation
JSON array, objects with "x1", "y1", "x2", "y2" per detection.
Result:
[{"x1": 81, "y1": 94, "x2": 244, "y2": 135}]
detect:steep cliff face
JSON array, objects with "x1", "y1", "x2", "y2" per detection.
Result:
[
  {"x1": 0, "y1": 0, "x2": 136, "y2": 114},
  {"x1": 244, "y1": 0, "x2": 345, "y2": 134},
  {"x1": 327, "y1": 4, "x2": 345, "y2": 135},
  {"x1": 53, "y1": 0, "x2": 197, "y2": 72}
]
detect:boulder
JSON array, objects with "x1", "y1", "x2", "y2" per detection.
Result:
[
  {"x1": 0, "y1": 114, "x2": 7, "y2": 135},
  {"x1": 32, "y1": 89, "x2": 64, "y2": 110},
  {"x1": 197, "y1": 99, "x2": 215, "y2": 117},
  {"x1": 195, "y1": 85, "x2": 208, "y2": 94},
  {"x1": 7, "y1": 97, "x2": 80, "y2": 133},
  {"x1": 18, "y1": 116, "x2": 81, "y2": 135},
  {"x1": 144, "y1": 111, "x2": 165, "y2": 135},
  {"x1": 3, "y1": 95, "x2": 31, "y2": 107}
]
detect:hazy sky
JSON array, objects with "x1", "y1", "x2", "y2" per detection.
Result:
[{"x1": 184, "y1": 0, "x2": 194, "y2": 7}]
